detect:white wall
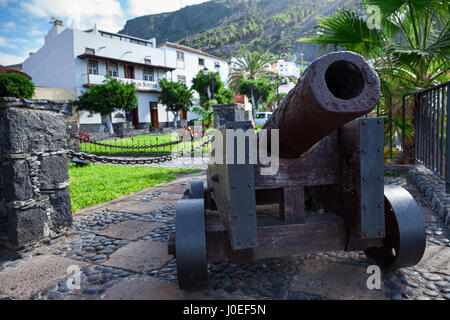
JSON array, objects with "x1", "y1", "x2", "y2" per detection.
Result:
[{"x1": 23, "y1": 27, "x2": 76, "y2": 90}]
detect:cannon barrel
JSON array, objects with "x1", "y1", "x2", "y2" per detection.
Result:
[{"x1": 263, "y1": 51, "x2": 380, "y2": 159}]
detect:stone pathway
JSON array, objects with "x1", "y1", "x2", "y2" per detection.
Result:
[{"x1": 0, "y1": 171, "x2": 449, "y2": 300}]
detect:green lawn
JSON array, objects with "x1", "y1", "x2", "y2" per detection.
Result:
[
  {"x1": 68, "y1": 164, "x2": 200, "y2": 212},
  {"x1": 80, "y1": 133, "x2": 212, "y2": 155}
]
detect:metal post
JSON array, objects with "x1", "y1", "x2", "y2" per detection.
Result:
[
  {"x1": 276, "y1": 77, "x2": 280, "y2": 107},
  {"x1": 389, "y1": 96, "x2": 393, "y2": 159},
  {"x1": 402, "y1": 95, "x2": 406, "y2": 162},
  {"x1": 446, "y1": 85, "x2": 450, "y2": 193},
  {"x1": 414, "y1": 95, "x2": 419, "y2": 163}
]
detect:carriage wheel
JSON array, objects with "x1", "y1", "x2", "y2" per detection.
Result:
[
  {"x1": 365, "y1": 185, "x2": 426, "y2": 268},
  {"x1": 175, "y1": 198, "x2": 208, "y2": 290},
  {"x1": 189, "y1": 180, "x2": 204, "y2": 199}
]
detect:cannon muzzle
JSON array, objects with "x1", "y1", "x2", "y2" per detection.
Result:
[{"x1": 263, "y1": 51, "x2": 380, "y2": 158}]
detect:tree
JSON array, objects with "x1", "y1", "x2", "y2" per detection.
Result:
[
  {"x1": 191, "y1": 70, "x2": 234, "y2": 105},
  {"x1": 229, "y1": 50, "x2": 275, "y2": 90},
  {"x1": 229, "y1": 50, "x2": 276, "y2": 118},
  {"x1": 0, "y1": 73, "x2": 35, "y2": 98},
  {"x1": 300, "y1": 0, "x2": 450, "y2": 157},
  {"x1": 237, "y1": 78, "x2": 274, "y2": 110},
  {"x1": 159, "y1": 78, "x2": 194, "y2": 128},
  {"x1": 71, "y1": 76, "x2": 137, "y2": 134},
  {"x1": 192, "y1": 100, "x2": 215, "y2": 128}
]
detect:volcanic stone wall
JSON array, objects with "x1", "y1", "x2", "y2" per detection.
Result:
[
  {"x1": 213, "y1": 104, "x2": 249, "y2": 128},
  {"x1": 0, "y1": 97, "x2": 72, "y2": 249}
]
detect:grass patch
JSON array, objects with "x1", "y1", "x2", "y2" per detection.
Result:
[{"x1": 68, "y1": 164, "x2": 200, "y2": 212}]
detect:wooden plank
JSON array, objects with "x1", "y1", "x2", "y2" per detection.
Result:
[
  {"x1": 280, "y1": 186, "x2": 305, "y2": 222},
  {"x1": 204, "y1": 212, "x2": 349, "y2": 262},
  {"x1": 254, "y1": 132, "x2": 340, "y2": 189}
]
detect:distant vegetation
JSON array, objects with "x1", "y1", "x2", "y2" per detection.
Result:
[
  {"x1": 0, "y1": 73, "x2": 35, "y2": 98},
  {"x1": 120, "y1": 0, "x2": 360, "y2": 61}
]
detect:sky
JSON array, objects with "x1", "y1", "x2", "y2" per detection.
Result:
[{"x1": 0, "y1": 0, "x2": 209, "y2": 66}]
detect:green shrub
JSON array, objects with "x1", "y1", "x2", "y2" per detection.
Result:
[{"x1": 0, "y1": 73, "x2": 35, "y2": 98}]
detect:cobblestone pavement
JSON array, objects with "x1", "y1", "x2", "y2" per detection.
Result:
[{"x1": 0, "y1": 171, "x2": 449, "y2": 300}]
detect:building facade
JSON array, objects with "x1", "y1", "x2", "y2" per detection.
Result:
[{"x1": 23, "y1": 20, "x2": 230, "y2": 133}]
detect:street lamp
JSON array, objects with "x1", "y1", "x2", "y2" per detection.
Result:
[
  {"x1": 203, "y1": 67, "x2": 215, "y2": 100},
  {"x1": 270, "y1": 74, "x2": 281, "y2": 108}
]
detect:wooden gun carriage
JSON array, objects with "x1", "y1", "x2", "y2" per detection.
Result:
[{"x1": 168, "y1": 52, "x2": 426, "y2": 290}]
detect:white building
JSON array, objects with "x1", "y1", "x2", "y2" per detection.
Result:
[
  {"x1": 23, "y1": 20, "x2": 230, "y2": 132},
  {"x1": 269, "y1": 59, "x2": 301, "y2": 79}
]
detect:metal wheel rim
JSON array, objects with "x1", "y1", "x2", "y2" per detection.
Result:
[
  {"x1": 365, "y1": 185, "x2": 426, "y2": 269},
  {"x1": 175, "y1": 199, "x2": 208, "y2": 290}
]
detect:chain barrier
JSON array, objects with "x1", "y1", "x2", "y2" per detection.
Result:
[
  {"x1": 67, "y1": 136, "x2": 214, "y2": 165},
  {"x1": 73, "y1": 135, "x2": 184, "y2": 150}
]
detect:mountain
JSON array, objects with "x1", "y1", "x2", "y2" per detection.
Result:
[{"x1": 120, "y1": 0, "x2": 360, "y2": 63}]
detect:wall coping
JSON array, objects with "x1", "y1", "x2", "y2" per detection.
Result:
[{"x1": 0, "y1": 97, "x2": 70, "y2": 112}]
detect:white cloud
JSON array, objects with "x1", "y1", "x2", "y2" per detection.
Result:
[
  {"x1": 21, "y1": 0, "x2": 126, "y2": 32},
  {"x1": 0, "y1": 52, "x2": 27, "y2": 66},
  {"x1": 0, "y1": 37, "x2": 18, "y2": 49},
  {"x1": 2, "y1": 21, "x2": 16, "y2": 31},
  {"x1": 128, "y1": 0, "x2": 209, "y2": 16}
]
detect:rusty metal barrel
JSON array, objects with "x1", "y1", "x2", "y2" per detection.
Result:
[{"x1": 263, "y1": 51, "x2": 380, "y2": 159}]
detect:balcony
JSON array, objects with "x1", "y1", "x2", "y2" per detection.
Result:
[{"x1": 87, "y1": 74, "x2": 160, "y2": 92}]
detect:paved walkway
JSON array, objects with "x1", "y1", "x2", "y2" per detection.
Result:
[{"x1": 0, "y1": 173, "x2": 449, "y2": 300}]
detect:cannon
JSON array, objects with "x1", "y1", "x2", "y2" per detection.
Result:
[{"x1": 168, "y1": 51, "x2": 426, "y2": 290}]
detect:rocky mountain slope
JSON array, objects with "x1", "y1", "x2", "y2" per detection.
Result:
[{"x1": 120, "y1": 0, "x2": 360, "y2": 62}]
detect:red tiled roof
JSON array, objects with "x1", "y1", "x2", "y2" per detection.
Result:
[
  {"x1": 157, "y1": 42, "x2": 229, "y2": 63},
  {"x1": 0, "y1": 65, "x2": 31, "y2": 79}
]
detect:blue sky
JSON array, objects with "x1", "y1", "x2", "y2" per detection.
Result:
[{"x1": 0, "y1": 0, "x2": 209, "y2": 66}]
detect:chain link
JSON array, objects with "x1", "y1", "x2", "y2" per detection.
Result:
[
  {"x1": 67, "y1": 136, "x2": 214, "y2": 165},
  {"x1": 73, "y1": 135, "x2": 184, "y2": 150}
]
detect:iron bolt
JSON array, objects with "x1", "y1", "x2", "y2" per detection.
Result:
[
  {"x1": 363, "y1": 177, "x2": 368, "y2": 182},
  {"x1": 362, "y1": 148, "x2": 368, "y2": 153},
  {"x1": 378, "y1": 203, "x2": 383, "y2": 208},
  {"x1": 378, "y1": 147, "x2": 383, "y2": 152},
  {"x1": 362, "y1": 120, "x2": 367, "y2": 125},
  {"x1": 211, "y1": 174, "x2": 219, "y2": 183}
]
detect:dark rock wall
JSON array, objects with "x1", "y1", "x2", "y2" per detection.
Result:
[
  {"x1": 0, "y1": 97, "x2": 72, "y2": 249},
  {"x1": 213, "y1": 104, "x2": 249, "y2": 129}
]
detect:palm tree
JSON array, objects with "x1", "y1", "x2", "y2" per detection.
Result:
[
  {"x1": 301, "y1": 0, "x2": 449, "y2": 92},
  {"x1": 229, "y1": 51, "x2": 276, "y2": 92},
  {"x1": 192, "y1": 101, "x2": 215, "y2": 128},
  {"x1": 229, "y1": 50, "x2": 275, "y2": 118},
  {"x1": 300, "y1": 0, "x2": 449, "y2": 159}
]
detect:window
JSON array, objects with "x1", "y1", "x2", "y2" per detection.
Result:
[
  {"x1": 177, "y1": 51, "x2": 184, "y2": 61},
  {"x1": 109, "y1": 63, "x2": 118, "y2": 77},
  {"x1": 88, "y1": 60, "x2": 98, "y2": 75},
  {"x1": 85, "y1": 48, "x2": 95, "y2": 55},
  {"x1": 177, "y1": 75, "x2": 186, "y2": 85},
  {"x1": 144, "y1": 58, "x2": 152, "y2": 65},
  {"x1": 199, "y1": 58, "x2": 205, "y2": 66},
  {"x1": 256, "y1": 113, "x2": 267, "y2": 119},
  {"x1": 144, "y1": 68, "x2": 154, "y2": 81}
]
